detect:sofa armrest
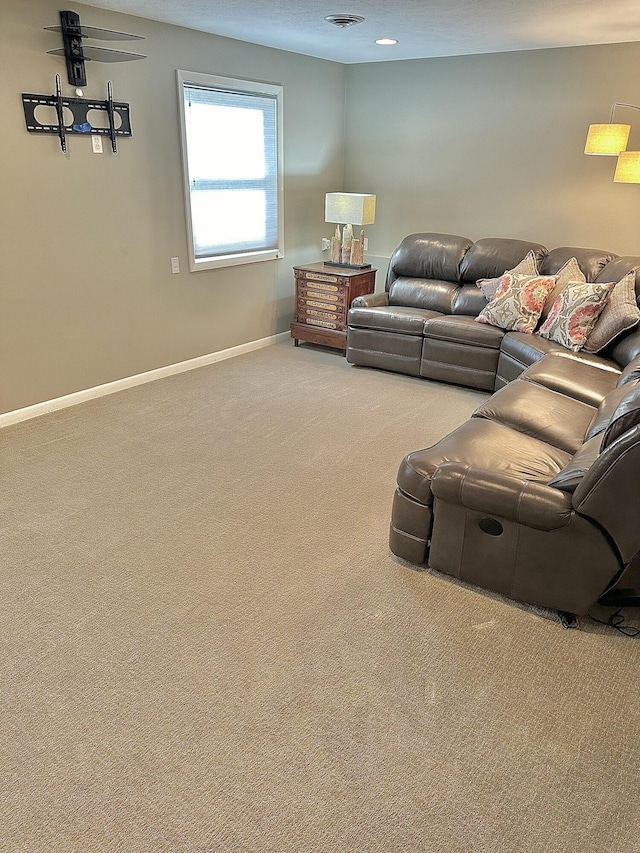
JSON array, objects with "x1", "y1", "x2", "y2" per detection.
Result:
[
  {"x1": 430, "y1": 461, "x2": 574, "y2": 531},
  {"x1": 350, "y1": 292, "x2": 389, "y2": 309}
]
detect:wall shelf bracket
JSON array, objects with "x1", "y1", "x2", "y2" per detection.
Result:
[{"x1": 45, "y1": 10, "x2": 145, "y2": 87}]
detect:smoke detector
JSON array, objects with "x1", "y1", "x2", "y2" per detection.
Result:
[{"x1": 324, "y1": 14, "x2": 365, "y2": 28}]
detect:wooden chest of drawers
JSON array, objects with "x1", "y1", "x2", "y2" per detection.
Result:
[{"x1": 290, "y1": 262, "x2": 377, "y2": 352}]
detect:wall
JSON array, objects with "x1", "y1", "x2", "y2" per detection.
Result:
[
  {"x1": 5, "y1": 3, "x2": 640, "y2": 416},
  {"x1": 345, "y1": 43, "x2": 640, "y2": 279},
  {"x1": 0, "y1": 0, "x2": 346, "y2": 413}
]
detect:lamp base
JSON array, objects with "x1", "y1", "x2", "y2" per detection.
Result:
[{"x1": 324, "y1": 261, "x2": 372, "y2": 270}]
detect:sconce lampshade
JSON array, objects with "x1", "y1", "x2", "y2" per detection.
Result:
[
  {"x1": 614, "y1": 151, "x2": 640, "y2": 183},
  {"x1": 325, "y1": 192, "x2": 376, "y2": 225},
  {"x1": 584, "y1": 123, "x2": 631, "y2": 155}
]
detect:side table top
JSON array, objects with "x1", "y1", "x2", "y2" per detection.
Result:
[{"x1": 293, "y1": 262, "x2": 377, "y2": 277}]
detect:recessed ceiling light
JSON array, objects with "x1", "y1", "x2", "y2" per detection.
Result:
[
  {"x1": 325, "y1": 14, "x2": 365, "y2": 28},
  {"x1": 375, "y1": 38, "x2": 398, "y2": 46}
]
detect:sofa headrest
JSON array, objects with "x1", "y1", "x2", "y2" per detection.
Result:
[
  {"x1": 595, "y1": 256, "x2": 640, "y2": 298},
  {"x1": 539, "y1": 247, "x2": 617, "y2": 281},
  {"x1": 386, "y1": 233, "x2": 473, "y2": 290},
  {"x1": 601, "y1": 382, "x2": 640, "y2": 449},
  {"x1": 459, "y1": 237, "x2": 547, "y2": 283}
]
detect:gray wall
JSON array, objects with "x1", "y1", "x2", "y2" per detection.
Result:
[
  {"x1": 1, "y1": 0, "x2": 346, "y2": 413},
  {"x1": 4, "y1": 1, "x2": 640, "y2": 414},
  {"x1": 345, "y1": 43, "x2": 640, "y2": 275}
]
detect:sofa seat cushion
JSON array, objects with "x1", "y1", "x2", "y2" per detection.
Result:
[
  {"x1": 388, "y1": 277, "x2": 460, "y2": 313},
  {"x1": 421, "y1": 316, "x2": 504, "y2": 391},
  {"x1": 396, "y1": 418, "x2": 571, "y2": 505},
  {"x1": 520, "y1": 352, "x2": 620, "y2": 406},
  {"x1": 347, "y1": 305, "x2": 442, "y2": 335},
  {"x1": 423, "y1": 314, "x2": 505, "y2": 348},
  {"x1": 473, "y1": 380, "x2": 596, "y2": 453}
]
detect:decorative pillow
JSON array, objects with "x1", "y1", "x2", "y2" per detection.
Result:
[
  {"x1": 583, "y1": 272, "x2": 640, "y2": 353},
  {"x1": 538, "y1": 281, "x2": 615, "y2": 352},
  {"x1": 476, "y1": 250, "x2": 539, "y2": 302},
  {"x1": 475, "y1": 273, "x2": 556, "y2": 334},
  {"x1": 539, "y1": 257, "x2": 586, "y2": 321}
]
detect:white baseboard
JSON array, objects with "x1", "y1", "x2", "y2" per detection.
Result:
[{"x1": 1, "y1": 332, "x2": 289, "y2": 429}]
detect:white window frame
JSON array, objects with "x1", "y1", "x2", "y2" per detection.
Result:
[{"x1": 176, "y1": 69, "x2": 284, "y2": 272}]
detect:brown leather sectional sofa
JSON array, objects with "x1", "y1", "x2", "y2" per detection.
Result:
[{"x1": 346, "y1": 233, "x2": 640, "y2": 616}]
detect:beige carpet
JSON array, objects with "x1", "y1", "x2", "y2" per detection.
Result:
[{"x1": 2, "y1": 340, "x2": 639, "y2": 852}]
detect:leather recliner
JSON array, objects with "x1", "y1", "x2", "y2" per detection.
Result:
[{"x1": 390, "y1": 352, "x2": 640, "y2": 615}]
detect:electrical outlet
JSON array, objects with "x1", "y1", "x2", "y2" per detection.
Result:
[
  {"x1": 321, "y1": 237, "x2": 331, "y2": 251},
  {"x1": 364, "y1": 238, "x2": 369, "y2": 251},
  {"x1": 170, "y1": 257, "x2": 180, "y2": 274},
  {"x1": 91, "y1": 135, "x2": 103, "y2": 154}
]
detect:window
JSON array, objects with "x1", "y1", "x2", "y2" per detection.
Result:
[{"x1": 177, "y1": 70, "x2": 284, "y2": 271}]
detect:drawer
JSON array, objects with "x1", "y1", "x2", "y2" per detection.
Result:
[
  {"x1": 297, "y1": 304, "x2": 346, "y2": 330},
  {"x1": 295, "y1": 270, "x2": 344, "y2": 287},
  {"x1": 297, "y1": 285, "x2": 346, "y2": 306}
]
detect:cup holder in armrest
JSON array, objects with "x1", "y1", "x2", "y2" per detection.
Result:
[{"x1": 478, "y1": 516, "x2": 503, "y2": 536}]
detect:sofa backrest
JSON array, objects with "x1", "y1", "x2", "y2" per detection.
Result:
[
  {"x1": 572, "y1": 424, "x2": 640, "y2": 565},
  {"x1": 384, "y1": 233, "x2": 640, "y2": 364},
  {"x1": 539, "y1": 246, "x2": 617, "y2": 281},
  {"x1": 386, "y1": 233, "x2": 473, "y2": 291},
  {"x1": 459, "y1": 237, "x2": 547, "y2": 283}
]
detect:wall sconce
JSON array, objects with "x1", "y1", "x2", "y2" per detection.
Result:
[
  {"x1": 585, "y1": 102, "x2": 640, "y2": 182},
  {"x1": 325, "y1": 192, "x2": 376, "y2": 269}
]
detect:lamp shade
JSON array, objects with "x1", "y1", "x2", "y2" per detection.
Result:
[
  {"x1": 584, "y1": 123, "x2": 631, "y2": 155},
  {"x1": 614, "y1": 151, "x2": 640, "y2": 183},
  {"x1": 325, "y1": 193, "x2": 376, "y2": 225}
]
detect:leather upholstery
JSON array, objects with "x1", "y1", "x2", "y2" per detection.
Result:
[
  {"x1": 520, "y1": 352, "x2": 620, "y2": 406},
  {"x1": 459, "y1": 237, "x2": 547, "y2": 283},
  {"x1": 345, "y1": 232, "x2": 640, "y2": 616},
  {"x1": 573, "y1": 425, "x2": 640, "y2": 565},
  {"x1": 386, "y1": 233, "x2": 473, "y2": 290},
  {"x1": 390, "y1": 347, "x2": 640, "y2": 615},
  {"x1": 539, "y1": 246, "x2": 617, "y2": 280},
  {"x1": 347, "y1": 233, "x2": 640, "y2": 388},
  {"x1": 389, "y1": 278, "x2": 459, "y2": 313},
  {"x1": 601, "y1": 382, "x2": 640, "y2": 448},
  {"x1": 472, "y1": 380, "x2": 595, "y2": 454},
  {"x1": 347, "y1": 304, "x2": 441, "y2": 335}
]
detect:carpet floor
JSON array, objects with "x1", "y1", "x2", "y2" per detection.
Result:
[{"x1": 2, "y1": 340, "x2": 639, "y2": 852}]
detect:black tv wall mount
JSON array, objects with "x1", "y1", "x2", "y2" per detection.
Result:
[
  {"x1": 22, "y1": 76, "x2": 131, "y2": 153},
  {"x1": 45, "y1": 9, "x2": 145, "y2": 88},
  {"x1": 21, "y1": 11, "x2": 145, "y2": 153}
]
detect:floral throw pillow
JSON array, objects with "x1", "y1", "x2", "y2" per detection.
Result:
[
  {"x1": 583, "y1": 271, "x2": 640, "y2": 353},
  {"x1": 538, "y1": 280, "x2": 615, "y2": 352},
  {"x1": 476, "y1": 250, "x2": 539, "y2": 302},
  {"x1": 475, "y1": 273, "x2": 556, "y2": 334},
  {"x1": 539, "y1": 257, "x2": 586, "y2": 321}
]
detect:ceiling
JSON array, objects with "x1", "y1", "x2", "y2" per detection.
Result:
[{"x1": 81, "y1": 0, "x2": 640, "y2": 64}]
